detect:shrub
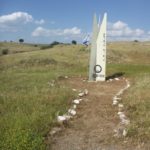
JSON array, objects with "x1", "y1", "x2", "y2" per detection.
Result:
[
  {"x1": 2, "y1": 49, "x2": 9, "y2": 55},
  {"x1": 40, "y1": 41, "x2": 60, "y2": 50},
  {"x1": 50, "y1": 41, "x2": 60, "y2": 46},
  {"x1": 72, "y1": 40, "x2": 77, "y2": 45},
  {"x1": 19, "y1": 39, "x2": 24, "y2": 43},
  {"x1": 134, "y1": 40, "x2": 139, "y2": 42}
]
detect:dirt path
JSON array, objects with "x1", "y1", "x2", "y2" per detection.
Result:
[{"x1": 46, "y1": 77, "x2": 145, "y2": 150}]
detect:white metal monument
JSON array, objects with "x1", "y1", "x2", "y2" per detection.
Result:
[{"x1": 89, "y1": 13, "x2": 107, "y2": 81}]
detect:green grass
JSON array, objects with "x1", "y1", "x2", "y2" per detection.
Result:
[
  {"x1": 107, "y1": 64, "x2": 150, "y2": 77},
  {"x1": 0, "y1": 67, "x2": 75, "y2": 149},
  {"x1": 0, "y1": 44, "x2": 87, "y2": 149},
  {"x1": 124, "y1": 75, "x2": 150, "y2": 142},
  {"x1": 107, "y1": 42, "x2": 150, "y2": 143},
  {"x1": 0, "y1": 41, "x2": 150, "y2": 149}
]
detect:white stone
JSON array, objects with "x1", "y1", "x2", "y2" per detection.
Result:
[
  {"x1": 115, "y1": 78, "x2": 119, "y2": 81},
  {"x1": 127, "y1": 84, "x2": 130, "y2": 88},
  {"x1": 84, "y1": 89, "x2": 88, "y2": 95},
  {"x1": 119, "y1": 113, "x2": 126, "y2": 120},
  {"x1": 116, "y1": 90, "x2": 123, "y2": 96},
  {"x1": 113, "y1": 100, "x2": 118, "y2": 105},
  {"x1": 57, "y1": 116, "x2": 66, "y2": 123},
  {"x1": 113, "y1": 96, "x2": 121, "y2": 100},
  {"x1": 72, "y1": 89, "x2": 77, "y2": 92},
  {"x1": 117, "y1": 111, "x2": 124, "y2": 115},
  {"x1": 78, "y1": 92, "x2": 85, "y2": 97},
  {"x1": 50, "y1": 127, "x2": 62, "y2": 136},
  {"x1": 121, "y1": 119, "x2": 130, "y2": 125},
  {"x1": 73, "y1": 105, "x2": 77, "y2": 109},
  {"x1": 62, "y1": 114, "x2": 72, "y2": 120},
  {"x1": 73, "y1": 99, "x2": 80, "y2": 104},
  {"x1": 68, "y1": 109, "x2": 76, "y2": 116},
  {"x1": 109, "y1": 79, "x2": 113, "y2": 82},
  {"x1": 78, "y1": 99, "x2": 83, "y2": 102},
  {"x1": 118, "y1": 104, "x2": 124, "y2": 108},
  {"x1": 123, "y1": 129, "x2": 127, "y2": 136},
  {"x1": 50, "y1": 83, "x2": 54, "y2": 87},
  {"x1": 65, "y1": 76, "x2": 68, "y2": 79}
]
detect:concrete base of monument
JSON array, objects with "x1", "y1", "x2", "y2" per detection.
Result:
[
  {"x1": 88, "y1": 80, "x2": 106, "y2": 82},
  {"x1": 96, "y1": 77, "x2": 106, "y2": 81}
]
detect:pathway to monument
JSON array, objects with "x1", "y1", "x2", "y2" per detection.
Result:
[{"x1": 46, "y1": 77, "x2": 144, "y2": 150}]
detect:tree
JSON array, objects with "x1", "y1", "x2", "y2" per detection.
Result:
[
  {"x1": 134, "y1": 40, "x2": 139, "y2": 42},
  {"x1": 19, "y1": 39, "x2": 24, "y2": 43},
  {"x1": 72, "y1": 40, "x2": 77, "y2": 45},
  {"x1": 2, "y1": 49, "x2": 9, "y2": 55}
]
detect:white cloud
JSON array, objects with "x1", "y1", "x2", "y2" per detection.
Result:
[
  {"x1": 63, "y1": 27, "x2": 81, "y2": 35},
  {"x1": 134, "y1": 29, "x2": 145, "y2": 36},
  {"x1": 107, "y1": 20, "x2": 147, "y2": 41},
  {"x1": 32, "y1": 26, "x2": 81, "y2": 37},
  {"x1": 147, "y1": 31, "x2": 150, "y2": 35},
  {"x1": 0, "y1": 12, "x2": 45, "y2": 32},
  {"x1": 32, "y1": 27, "x2": 51, "y2": 37},
  {"x1": 35, "y1": 19, "x2": 45, "y2": 25},
  {"x1": 112, "y1": 21, "x2": 127, "y2": 30},
  {"x1": 0, "y1": 12, "x2": 33, "y2": 24}
]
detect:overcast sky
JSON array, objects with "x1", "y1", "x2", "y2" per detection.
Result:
[{"x1": 0, "y1": 0, "x2": 150, "y2": 43}]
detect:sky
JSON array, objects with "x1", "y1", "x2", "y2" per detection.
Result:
[{"x1": 0, "y1": 0, "x2": 150, "y2": 43}]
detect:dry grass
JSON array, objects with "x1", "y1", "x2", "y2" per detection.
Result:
[
  {"x1": 0, "y1": 41, "x2": 150, "y2": 149},
  {"x1": 123, "y1": 74, "x2": 150, "y2": 142}
]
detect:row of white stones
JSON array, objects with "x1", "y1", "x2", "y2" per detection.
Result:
[
  {"x1": 57, "y1": 89, "x2": 88, "y2": 123},
  {"x1": 50, "y1": 89, "x2": 88, "y2": 136},
  {"x1": 113, "y1": 78, "x2": 130, "y2": 137}
]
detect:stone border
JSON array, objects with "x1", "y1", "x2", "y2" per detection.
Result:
[
  {"x1": 49, "y1": 89, "x2": 88, "y2": 136},
  {"x1": 112, "y1": 78, "x2": 130, "y2": 137}
]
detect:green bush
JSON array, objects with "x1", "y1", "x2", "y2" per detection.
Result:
[
  {"x1": 134, "y1": 40, "x2": 139, "y2": 42},
  {"x1": 2, "y1": 49, "x2": 9, "y2": 55},
  {"x1": 72, "y1": 40, "x2": 77, "y2": 45},
  {"x1": 40, "y1": 41, "x2": 60, "y2": 50}
]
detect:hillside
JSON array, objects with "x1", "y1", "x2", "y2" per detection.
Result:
[{"x1": 0, "y1": 41, "x2": 150, "y2": 149}]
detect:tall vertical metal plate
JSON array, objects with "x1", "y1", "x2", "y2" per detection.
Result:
[
  {"x1": 89, "y1": 14, "x2": 99, "y2": 81},
  {"x1": 95, "y1": 13, "x2": 107, "y2": 81}
]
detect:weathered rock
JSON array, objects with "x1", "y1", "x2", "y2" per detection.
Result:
[
  {"x1": 57, "y1": 116, "x2": 66, "y2": 124},
  {"x1": 49, "y1": 127, "x2": 62, "y2": 136},
  {"x1": 73, "y1": 99, "x2": 80, "y2": 104},
  {"x1": 113, "y1": 100, "x2": 118, "y2": 105},
  {"x1": 68, "y1": 109, "x2": 76, "y2": 116},
  {"x1": 84, "y1": 89, "x2": 88, "y2": 95},
  {"x1": 78, "y1": 92, "x2": 85, "y2": 97}
]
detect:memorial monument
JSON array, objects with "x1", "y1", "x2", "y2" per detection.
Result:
[{"x1": 89, "y1": 13, "x2": 107, "y2": 81}]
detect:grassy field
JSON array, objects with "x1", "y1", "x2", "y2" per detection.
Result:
[
  {"x1": 0, "y1": 42, "x2": 42, "y2": 55},
  {"x1": 0, "y1": 41, "x2": 150, "y2": 149},
  {"x1": 109, "y1": 42, "x2": 150, "y2": 144}
]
